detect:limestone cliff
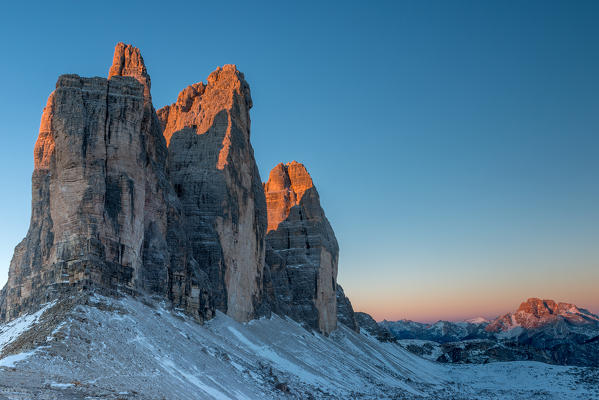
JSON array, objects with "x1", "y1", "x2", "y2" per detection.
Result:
[
  {"x1": 0, "y1": 44, "x2": 208, "y2": 322},
  {"x1": 336, "y1": 284, "x2": 359, "y2": 332},
  {"x1": 157, "y1": 65, "x2": 267, "y2": 322},
  {"x1": 263, "y1": 161, "x2": 338, "y2": 334},
  {"x1": 0, "y1": 43, "x2": 351, "y2": 333}
]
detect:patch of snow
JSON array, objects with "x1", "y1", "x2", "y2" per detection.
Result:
[
  {"x1": 50, "y1": 382, "x2": 74, "y2": 389},
  {"x1": 0, "y1": 301, "x2": 55, "y2": 352},
  {"x1": 1, "y1": 295, "x2": 597, "y2": 399},
  {"x1": 0, "y1": 350, "x2": 36, "y2": 367},
  {"x1": 465, "y1": 317, "x2": 490, "y2": 324}
]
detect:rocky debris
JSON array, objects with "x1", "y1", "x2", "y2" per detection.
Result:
[
  {"x1": 336, "y1": 285, "x2": 358, "y2": 332},
  {"x1": 354, "y1": 312, "x2": 396, "y2": 342},
  {"x1": 157, "y1": 64, "x2": 267, "y2": 323},
  {"x1": 262, "y1": 162, "x2": 338, "y2": 334},
  {"x1": 0, "y1": 295, "x2": 449, "y2": 400}
]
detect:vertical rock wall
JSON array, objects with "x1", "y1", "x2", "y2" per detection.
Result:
[
  {"x1": 0, "y1": 44, "x2": 209, "y2": 322},
  {"x1": 107, "y1": 43, "x2": 212, "y2": 321},
  {"x1": 263, "y1": 162, "x2": 339, "y2": 334},
  {"x1": 0, "y1": 43, "x2": 352, "y2": 332},
  {"x1": 158, "y1": 65, "x2": 267, "y2": 322},
  {"x1": 0, "y1": 74, "x2": 148, "y2": 321}
]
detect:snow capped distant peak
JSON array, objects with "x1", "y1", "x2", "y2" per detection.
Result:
[
  {"x1": 486, "y1": 298, "x2": 599, "y2": 333},
  {"x1": 465, "y1": 317, "x2": 490, "y2": 325}
]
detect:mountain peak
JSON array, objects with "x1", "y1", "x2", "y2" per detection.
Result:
[
  {"x1": 465, "y1": 316, "x2": 490, "y2": 324},
  {"x1": 487, "y1": 298, "x2": 599, "y2": 332},
  {"x1": 264, "y1": 161, "x2": 315, "y2": 232},
  {"x1": 108, "y1": 42, "x2": 151, "y2": 99},
  {"x1": 157, "y1": 64, "x2": 252, "y2": 147}
]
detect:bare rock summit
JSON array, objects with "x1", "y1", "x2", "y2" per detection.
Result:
[
  {"x1": 1, "y1": 44, "x2": 202, "y2": 322},
  {"x1": 157, "y1": 64, "x2": 266, "y2": 322},
  {"x1": 263, "y1": 161, "x2": 339, "y2": 334}
]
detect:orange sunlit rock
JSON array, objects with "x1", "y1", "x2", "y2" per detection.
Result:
[
  {"x1": 263, "y1": 161, "x2": 340, "y2": 334},
  {"x1": 108, "y1": 42, "x2": 152, "y2": 100},
  {"x1": 264, "y1": 161, "x2": 315, "y2": 232},
  {"x1": 157, "y1": 64, "x2": 265, "y2": 323},
  {"x1": 157, "y1": 64, "x2": 251, "y2": 148}
]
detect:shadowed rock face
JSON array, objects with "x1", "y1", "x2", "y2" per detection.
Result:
[
  {"x1": 263, "y1": 161, "x2": 338, "y2": 334},
  {"x1": 157, "y1": 65, "x2": 267, "y2": 322},
  {"x1": 0, "y1": 44, "x2": 208, "y2": 322},
  {"x1": 354, "y1": 312, "x2": 396, "y2": 342},
  {"x1": 336, "y1": 285, "x2": 359, "y2": 332},
  {"x1": 108, "y1": 43, "x2": 212, "y2": 321}
]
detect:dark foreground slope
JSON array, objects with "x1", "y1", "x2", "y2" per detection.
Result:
[{"x1": 1, "y1": 295, "x2": 598, "y2": 400}]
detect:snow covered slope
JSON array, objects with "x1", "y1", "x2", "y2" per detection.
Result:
[{"x1": 0, "y1": 295, "x2": 597, "y2": 399}]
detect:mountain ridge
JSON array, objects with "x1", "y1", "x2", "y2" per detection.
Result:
[
  {"x1": 383, "y1": 297, "x2": 599, "y2": 367},
  {"x1": 0, "y1": 43, "x2": 353, "y2": 337}
]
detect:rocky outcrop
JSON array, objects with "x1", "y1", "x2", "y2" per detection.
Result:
[
  {"x1": 0, "y1": 43, "x2": 353, "y2": 334},
  {"x1": 262, "y1": 162, "x2": 338, "y2": 334},
  {"x1": 157, "y1": 65, "x2": 267, "y2": 322},
  {"x1": 336, "y1": 285, "x2": 359, "y2": 332},
  {"x1": 0, "y1": 44, "x2": 207, "y2": 322},
  {"x1": 354, "y1": 312, "x2": 396, "y2": 342}
]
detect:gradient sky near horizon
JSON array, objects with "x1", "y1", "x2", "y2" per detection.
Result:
[{"x1": 0, "y1": 1, "x2": 598, "y2": 323}]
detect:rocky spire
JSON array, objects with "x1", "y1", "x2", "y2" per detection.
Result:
[
  {"x1": 263, "y1": 161, "x2": 339, "y2": 334},
  {"x1": 108, "y1": 42, "x2": 152, "y2": 100},
  {"x1": 157, "y1": 64, "x2": 266, "y2": 323}
]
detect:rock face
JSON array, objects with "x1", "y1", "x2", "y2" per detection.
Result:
[
  {"x1": 336, "y1": 285, "x2": 359, "y2": 332},
  {"x1": 262, "y1": 162, "x2": 338, "y2": 334},
  {"x1": 0, "y1": 44, "x2": 204, "y2": 322},
  {"x1": 157, "y1": 65, "x2": 267, "y2": 322},
  {"x1": 354, "y1": 312, "x2": 396, "y2": 342},
  {"x1": 0, "y1": 42, "x2": 354, "y2": 334}
]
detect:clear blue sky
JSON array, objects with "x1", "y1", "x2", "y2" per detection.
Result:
[{"x1": 0, "y1": 0, "x2": 598, "y2": 322}]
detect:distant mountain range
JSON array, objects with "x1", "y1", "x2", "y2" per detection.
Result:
[{"x1": 370, "y1": 298, "x2": 599, "y2": 367}]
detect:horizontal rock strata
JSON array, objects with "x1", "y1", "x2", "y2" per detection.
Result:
[
  {"x1": 158, "y1": 65, "x2": 267, "y2": 322},
  {"x1": 263, "y1": 161, "x2": 339, "y2": 334}
]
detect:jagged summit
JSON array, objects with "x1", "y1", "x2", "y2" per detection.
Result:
[
  {"x1": 263, "y1": 161, "x2": 339, "y2": 334},
  {"x1": 486, "y1": 297, "x2": 599, "y2": 332},
  {"x1": 264, "y1": 161, "x2": 315, "y2": 232},
  {"x1": 384, "y1": 298, "x2": 599, "y2": 367},
  {"x1": 157, "y1": 64, "x2": 252, "y2": 146},
  {"x1": 108, "y1": 42, "x2": 151, "y2": 99},
  {"x1": 157, "y1": 62, "x2": 265, "y2": 323}
]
